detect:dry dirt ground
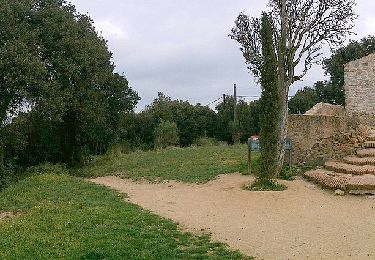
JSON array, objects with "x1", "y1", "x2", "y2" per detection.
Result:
[
  {"x1": 91, "y1": 174, "x2": 375, "y2": 260},
  {"x1": 0, "y1": 212, "x2": 20, "y2": 221}
]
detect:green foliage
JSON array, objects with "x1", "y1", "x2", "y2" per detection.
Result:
[
  {"x1": 245, "y1": 179, "x2": 287, "y2": 191},
  {"x1": 288, "y1": 86, "x2": 318, "y2": 114},
  {"x1": 259, "y1": 13, "x2": 280, "y2": 181},
  {"x1": 26, "y1": 163, "x2": 67, "y2": 176},
  {"x1": 0, "y1": 0, "x2": 139, "y2": 170},
  {"x1": 323, "y1": 36, "x2": 375, "y2": 105},
  {"x1": 290, "y1": 36, "x2": 375, "y2": 111},
  {"x1": 0, "y1": 174, "x2": 251, "y2": 259},
  {"x1": 0, "y1": 162, "x2": 18, "y2": 192},
  {"x1": 144, "y1": 93, "x2": 218, "y2": 147},
  {"x1": 314, "y1": 81, "x2": 343, "y2": 105},
  {"x1": 116, "y1": 93, "x2": 261, "y2": 150},
  {"x1": 76, "y1": 144, "x2": 248, "y2": 183},
  {"x1": 215, "y1": 97, "x2": 261, "y2": 143},
  {"x1": 192, "y1": 137, "x2": 223, "y2": 147},
  {"x1": 237, "y1": 99, "x2": 261, "y2": 140},
  {"x1": 154, "y1": 120, "x2": 179, "y2": 149}
]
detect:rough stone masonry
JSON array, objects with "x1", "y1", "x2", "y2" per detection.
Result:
[
  {"x1": 288, "y1": 53, "x2": 375, "y2": 165},
  {"x1": 345, "y1": 53, "x2": 375, "y2": 115}
]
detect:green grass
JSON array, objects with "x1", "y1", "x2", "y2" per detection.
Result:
[
  {"x1": 0, "y1": 174, "x2": 251, "y2": 259},
  {"x1": 76, "y1": 144, "x2": 253, "y2": 183}
]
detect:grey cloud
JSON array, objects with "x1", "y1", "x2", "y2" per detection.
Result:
[{"x1": 70, "y1": 0, "x2": 374, "y2": 110}]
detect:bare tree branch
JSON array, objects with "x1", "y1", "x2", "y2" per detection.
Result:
[{"x1": 230, "y1": 0, "x2": 357, "y2": 86}]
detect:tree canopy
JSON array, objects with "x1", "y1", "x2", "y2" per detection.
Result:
[
  {"x1": 0, "y1": 0, "x2": 139, "y2": 166},
  {"x1": 288, "y1": 36, "x2": 375, "y2": 114},
  {"x1": 323, "y1": 36, "x2": 375, "y2": 105},
  {"x1": 258, "y1": 13, "x2": 281, "y2": 180}
]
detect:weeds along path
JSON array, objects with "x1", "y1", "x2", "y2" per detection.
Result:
[{"x1": 91, "y1": 174, "x2": 375, "y2": 260}]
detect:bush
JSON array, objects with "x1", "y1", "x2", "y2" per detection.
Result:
[
  {"x1": 26, "y1": 163, "x2": 68, "y2": 176},
  {"x1": 192, "y1": 137, "x2": 222, "y2": 147},
  {"x1": 106, "y1": 142, "x2": 134, "y2": 157},
  {"x1": 0, "y1": 162, "x2": 17, "y2": 191},
  {"x1": 154, "y1": 121, "x2": 179, "y2": 149}
]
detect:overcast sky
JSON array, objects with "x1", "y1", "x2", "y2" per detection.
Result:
[{"x1": 70, "y1": 0, "x2": 375, "y2": 111}]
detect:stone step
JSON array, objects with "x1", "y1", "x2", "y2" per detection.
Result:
[
  {"x1": 357, "y1": 148, "x2": 375, "y2": 158},
  {"x1": 343, "y1": 156, "x2": 375, "y2": 166},
  {"x1": 364, "y1": 141, "x2": 375, "y2": 148},
  {"x1": 304, "y1": 169, "x2": 350, "y2": 190},
  {"x1": 324, "y1": 161, "x2": 375, "y2": 175},
  {"x1": 304, "y1": 170, "x2": 375, "y2": 194},
  {"x1": 347, "y1": 175, "x2": 375, "y2": 195}
]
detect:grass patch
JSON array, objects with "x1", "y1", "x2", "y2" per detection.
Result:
[
  {"x1": 279, "y1": 166, "x2": 297, "y2": 181},
  {"x1": 245, "y1": 179, "x2": 287, "y2": 191},
  {"x1": 278, "y1": 165, "x2": 315, "y2": 181},
  {"x1": 76, "y1": 144, "x2": 251, "y2": 183},
  {"x1": 0, "y1": 174, "x2": 251, "y2": 259}
]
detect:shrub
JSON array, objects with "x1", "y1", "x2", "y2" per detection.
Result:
[
  {"x1": 154, "y1": 121, "x2": 179, "y2": 149},
  {"x1": 106, "y1": 142, "x2": 134, "y2": 157},
  {"x1": 192, "y1": 137, "x2": 222, "y2": 147},
  {"x1": 26, "y1": 163, "x2": 68, "y2": 176},
  {"x1": 0, "y1": 162, "x2": 17, "y2": 191}
]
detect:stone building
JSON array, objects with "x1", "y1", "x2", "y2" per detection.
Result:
[
  {"x1": 303, "y1": 54, "x2": 375, "y2": 194},
  {"x1": 344, "y1": 53, "x2": 375, "y2": 115},
  {"x1": 288, "y1": 53, "x2": 375, "y2": 165}
]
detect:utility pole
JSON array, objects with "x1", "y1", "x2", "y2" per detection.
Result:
[
  {"x1": 223, "y1": 94, "x2": 226, "y2": 104},
  {"x1": 233, "y1": 84, "x2": 238, "y2": 125},
  {"x1": 233, "y1": 83, "x2": 240, "y2": 144}
]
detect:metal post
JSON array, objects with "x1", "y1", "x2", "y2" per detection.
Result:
[
  {"x1": 233, "y1": 84, "x2": 238, "y2": 125},
  {"x1": 289, "y1": 147, "x2": 292, "y2": 167},
  {"x1": 248, "y1": 138, "x2": 252, "y2": 175}
]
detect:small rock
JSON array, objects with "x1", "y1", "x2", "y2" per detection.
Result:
[{"x1": 335, "y1": 189, "x2": 345, "y2": 196}]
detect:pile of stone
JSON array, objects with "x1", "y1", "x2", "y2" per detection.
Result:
[
  {"x1": 304, "y1": 128, "x2": 375, "y2": 195},
  {"x1": 304, "y1": 102, "x2": 346, "y2": 116}
]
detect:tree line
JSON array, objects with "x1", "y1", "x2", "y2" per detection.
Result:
[{"x1": 0, "y1": 0, "x2": 370, "y2": 190}]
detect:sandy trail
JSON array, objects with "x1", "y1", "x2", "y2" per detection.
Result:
[{"x1": 91, "y1": 174, "x2": 375, "y2": 260}]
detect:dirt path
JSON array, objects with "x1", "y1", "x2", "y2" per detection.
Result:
[{"x1": 91, "y1": 174, "x2": 375, "y2": 260}]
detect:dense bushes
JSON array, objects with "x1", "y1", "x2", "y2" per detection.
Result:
[
  {"x1": 112, "y1": 93, "x2": 262, "y2": 151},
  {"x1": 154, "y1": 121, "x2": 179, "y2": 149},
  {"x1": 0, "y1": 0, "x2": 139, "y2": 188}
]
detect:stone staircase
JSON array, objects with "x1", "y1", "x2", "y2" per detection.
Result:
[{"x1": 304, "y1": 128, "x2": 375, "y2": 195}]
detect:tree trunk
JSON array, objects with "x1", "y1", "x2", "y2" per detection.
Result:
[
  {"x1": 274, "y1": 0, "x2": 288, "y2": 176},
  {"x1": 275, "y1": 84, "x2": 289, "y2": 175}
]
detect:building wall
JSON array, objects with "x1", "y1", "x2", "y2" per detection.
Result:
[
  {"x1": 287, "y1": 54, "x2": 375, "y2": 165},
  {"x1": 344, "y1": 53, "x2": 375, "y2": 115},
  {"x1": 288, "y1": 114, "x2": 375, "y2": 165}
]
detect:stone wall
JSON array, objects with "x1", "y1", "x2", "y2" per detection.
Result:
[
  {"x1": 288, "y1": 114, "x2": 375, "y2": 165},
  {"x1": 344, "y1": 53, "x2": 375, "y2": 115}
]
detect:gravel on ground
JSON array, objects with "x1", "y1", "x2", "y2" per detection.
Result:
[{"x1": 91, "y1": 174, "x2": 375, "y2": 260}]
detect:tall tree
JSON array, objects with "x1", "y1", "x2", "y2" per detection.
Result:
[
  {"x1": 259, "y1": 13, "x2": 281, "y2": 180},
  {"x1": 230, "y1": 0, "x2": 356, "y2": 175},
  {"x1": 0, "y1": 0, "x2": 139, "y2": 165}
]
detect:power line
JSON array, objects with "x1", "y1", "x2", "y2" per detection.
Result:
[{"x1": 206, "y1": 96, "x2": 223, "y2": 107}]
